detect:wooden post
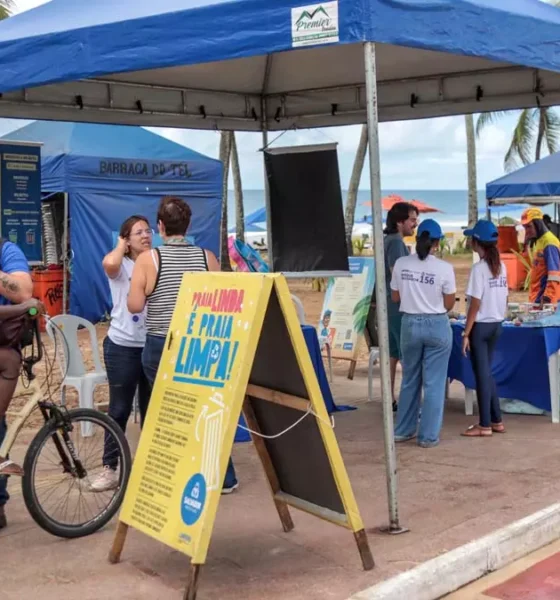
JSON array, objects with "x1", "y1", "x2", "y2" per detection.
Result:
[
  {"x1": 354, "y1": 529, "x2": 375, "y2": 571},
  {"x1": 243, "y1": 396, "x2": 294, "y2": 533},
  {"x1": 108, "y1": 521, "x2": 129, "y2": 564},
  {"x1": 183, "y1": 564, "x2": 201, "y2": 600}
]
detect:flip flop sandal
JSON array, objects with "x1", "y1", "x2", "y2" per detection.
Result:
[
  {"x1": 461, "y1": 425, "x2": 492, "y2": 437},
  {"x1": 0, "y1": 460, "x2": 24, "y2": 477},
  {"x1": 491, "y1": 423, "x2": 506, "y2": 433}
]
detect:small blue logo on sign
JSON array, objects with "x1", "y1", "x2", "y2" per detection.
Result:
[{"x1": 181, "y1": 473, "x2": 207, "y2": 526}]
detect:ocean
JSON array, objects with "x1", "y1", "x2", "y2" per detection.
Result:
[{"x1": 226, "y1": 189, "x2": 516, "y2": 230}]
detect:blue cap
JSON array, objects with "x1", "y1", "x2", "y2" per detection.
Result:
[
  {"x1": 417, "y1": 219, "x2": 443, "y2": 240},
  {"x1": 464, "y1": 220, "x2": 498, "y2": 243}
]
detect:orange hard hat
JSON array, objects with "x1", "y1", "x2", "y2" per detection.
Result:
[{"x1": 520, "y1": 207, "x2": 544, "y2": 225}]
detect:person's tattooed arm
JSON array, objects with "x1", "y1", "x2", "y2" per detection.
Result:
[{"x1": 0, "y1": 271, "x2": 33, "y2": 304}]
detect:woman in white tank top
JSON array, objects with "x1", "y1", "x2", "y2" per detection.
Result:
[{"x1": 91, "y1": 215, "x2": 152, "y2": 493}]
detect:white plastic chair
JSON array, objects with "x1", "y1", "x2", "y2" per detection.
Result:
[{"x1": 46, "y1": 315, "x2": 107, "y2": 436}]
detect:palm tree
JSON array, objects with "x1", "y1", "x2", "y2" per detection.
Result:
[
  {"x1": 475, "y1": 0, "x2": 560, "y2": 172},
  {"x1": 0, "y1": 0, "x2": 13, "y2": 19},
  {"x1": 465, "y1": 114, "x2": 478, "y2": 227},
  {"x1": 230, "y1": 133, "x2": 245, "y2": 242},
  {"x1": 476, "y1": 108, "x2": 560, "y2": 172},
  {"x1": 344, "y1": 125, "x2": 368, "y2": 255},
  {"x1": 219, "y1": 131, "x2": 233, "y2": 271}
]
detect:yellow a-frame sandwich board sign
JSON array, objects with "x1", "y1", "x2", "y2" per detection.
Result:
[{"x1": 109, "y1": 272, "x2": 373, "y2": 599}]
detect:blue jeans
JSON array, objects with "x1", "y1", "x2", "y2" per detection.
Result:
[
  {"x1": 469, "y1": 322, "x2": 503, "y2": 428},
  {"x1": 395, "y1": 314, "x2": 452, "y2": 445},
  {"x1": 0, "y1": 418, "x2": 9, "y2": 507},
  {"x1": 103, "y1": 337, "x2": 151, "y2": 468},
  {"x1": 142, "y1": 334, "x2": 167, "y2": 388},
  {"x1": 142, "y1": 335, "x2": 238, "y2": 489},
  {"x1": 224, "y1": 458, "x2": 237, "y2": 488}
]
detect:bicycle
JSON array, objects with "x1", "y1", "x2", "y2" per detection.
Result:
[{"x1": 0, "y1": 313, "x2": 132, "y2": 538}]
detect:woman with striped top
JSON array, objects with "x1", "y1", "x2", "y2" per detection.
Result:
[{"x1": 128, "y1": 196, "x2": 238, "y2": 494}]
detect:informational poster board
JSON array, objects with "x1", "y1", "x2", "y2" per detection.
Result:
[
  {"x1": 0, "y1": 141, "x2": 42, "y2": 262},
  {"x1": 318, "y1": 257, "x2": 375, "y2": 368},
  {"x1": 110, "y1": 272, "x2": 373, "y2": 599}
]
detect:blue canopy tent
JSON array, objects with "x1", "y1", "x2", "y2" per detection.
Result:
[
  {"x1": 2, "y1": 0, "x2": 560, "y2": 538},
  {"x1": 1, "y1": 121, "x2": 222, "y2": 322},
  {"x1": 487, "y1": 152, "x2": 560, "y2": 205}
]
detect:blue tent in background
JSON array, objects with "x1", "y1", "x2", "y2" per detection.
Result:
[
  {"x1": 487, "y1": 152, "x2": 560, "y2": 203},
  {"x1": 245, "y1": 206, "x2": 267, "y2": 227},
  {"x1": 1, "y1": 121, "x2": 222, "y2": 322}
]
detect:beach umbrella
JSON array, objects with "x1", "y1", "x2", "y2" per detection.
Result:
[{"x1": 362, "y1": 194, "x2": 441, "y2": 213}]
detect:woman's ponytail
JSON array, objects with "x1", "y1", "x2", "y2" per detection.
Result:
[
  {"x1": 479, "y1": 241, "x2": 501, "y2": 278},
  {"x1": 415, "y1": 231, "x2": 433, "y2": 261}
]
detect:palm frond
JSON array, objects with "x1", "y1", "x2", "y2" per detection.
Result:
[
  {"x1": 542, "y1": 108, "x2": 560, "y2": 157},
  {"x1": 352, "y1": 296, "x2": 371, "y2": 333},
  {"x1": 504, "y1": 109, "x2": 536, "y2": 172},
  {"x1": 0, "y1": 0, "x2": 14, "y2": 19},
  {"x1": 475, "y1": 111, "x2": 510, "y2": 138}
]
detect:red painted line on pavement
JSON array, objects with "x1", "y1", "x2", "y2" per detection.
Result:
[{"x1": 485, "y1": 551, "x2": 560, "y2": 600}]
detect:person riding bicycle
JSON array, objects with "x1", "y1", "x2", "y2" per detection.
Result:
[{"x1": 0, "y1": 238, "x2": 36, "y2": 528}]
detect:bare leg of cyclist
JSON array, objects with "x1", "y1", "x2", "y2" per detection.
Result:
[{"x1": 0, "y1": 348, "x2": 24, "y2": 476}]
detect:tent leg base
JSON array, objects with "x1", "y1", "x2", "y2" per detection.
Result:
[{"x1": 369, "y1": 524, "x2": 410, "y2": 536}]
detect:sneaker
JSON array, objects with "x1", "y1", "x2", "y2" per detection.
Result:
[
  {"x1": 89, "y1": 466, "x2": 119, "y2": 492},
  {"x1": 0, "y1": 505, "x2": 6, "y2": 529},
  {"x1": 221, "y1": 481, "x2": 239, "y2": 495}
]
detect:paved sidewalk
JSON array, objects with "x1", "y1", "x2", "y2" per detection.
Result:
[{"x1": 3, "y1": 363, "x2": 560, "y2": 599}]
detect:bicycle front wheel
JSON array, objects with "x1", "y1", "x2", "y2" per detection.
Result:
[{"x1": 22, "y1": 408, "x2": 132, "y2": 538}]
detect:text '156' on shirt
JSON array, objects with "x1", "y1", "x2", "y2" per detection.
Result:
[
  {"x1": 466, "y1": 261, "x2": 508, "y2": 323},
  {"x1": 390, "y1": 254, "x2": 456, "y2": 315}
]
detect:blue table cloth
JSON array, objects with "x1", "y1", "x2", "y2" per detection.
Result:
[
  {"x1": 235, "y1": 325, "x2": 353, "y2": 442},
  {"x1": 448, "y1": 323, "x2": 560, "y2": 411}
]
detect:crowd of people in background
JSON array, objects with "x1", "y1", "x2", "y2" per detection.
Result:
[
  {"x1": 386, "y1": 202, "x2": 560, "y2": 447},
  {"x1": 1, "y1": 196, "x2": 560, "y2": 528}
]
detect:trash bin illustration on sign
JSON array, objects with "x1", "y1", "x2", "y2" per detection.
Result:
[{"x1": 197, "y1": 392, "x2": 225, "y2": 492}]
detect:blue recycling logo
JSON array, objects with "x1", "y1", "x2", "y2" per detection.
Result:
[{"x1": 181, "y1": 473, "x2": 207, "y2": 526}]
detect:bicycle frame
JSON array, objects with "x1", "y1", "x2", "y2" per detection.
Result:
[{"x1": 0, "y1": 378, "x2": 43, "y2": 459}]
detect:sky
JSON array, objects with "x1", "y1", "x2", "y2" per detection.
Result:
[{"x1": 2, "y1": 0, "x2": 530, "y2": 190}]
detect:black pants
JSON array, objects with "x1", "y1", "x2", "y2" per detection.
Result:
[
  {"x1": 103, "y1": 337, "x2": 151, "y2": 468},
  {"x1": 469, "y1": 322, "x2": 502, "y2": 428}
]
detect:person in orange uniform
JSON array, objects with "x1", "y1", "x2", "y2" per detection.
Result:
[{"x1": 521, "y1": 207, "x2": 560, "y2": 306}]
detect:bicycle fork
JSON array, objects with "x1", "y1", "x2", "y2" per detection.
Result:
[{"x1": 40, "y1": 404, "x2": 87, "y2": 479}]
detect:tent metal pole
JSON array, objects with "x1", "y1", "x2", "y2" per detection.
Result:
[
  {"x1": 261, "y1": 96, "x2": 273, "y2": 267},
  {"x1": 62, "y1": 192, "x2": 68, "y2": 314},
  {"x1": 364, "y1": 42, "x2": 406, "y2": 535}
]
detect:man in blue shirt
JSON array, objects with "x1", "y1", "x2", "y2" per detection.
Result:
[{"x1": 0, "y1": 239, "x2": 33, "y2": 529}]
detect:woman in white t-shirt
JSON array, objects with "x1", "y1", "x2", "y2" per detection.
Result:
[
  {"x1": 91, "y1": 215, "x2": 152, "y2": 492},
  {"x1": 390, "y1": 219, "x2": 456, "y2": 448},
  {"x1": 461, "y1": 220, "x2": 508, "y2": 438}
]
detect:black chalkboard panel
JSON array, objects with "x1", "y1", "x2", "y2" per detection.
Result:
[
  {"x1": 264, "y1": 144, "x2": 349, "y2": 275},
  {"x1": 247, "y1": 285, "x2": 345, "y2": 516}
]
